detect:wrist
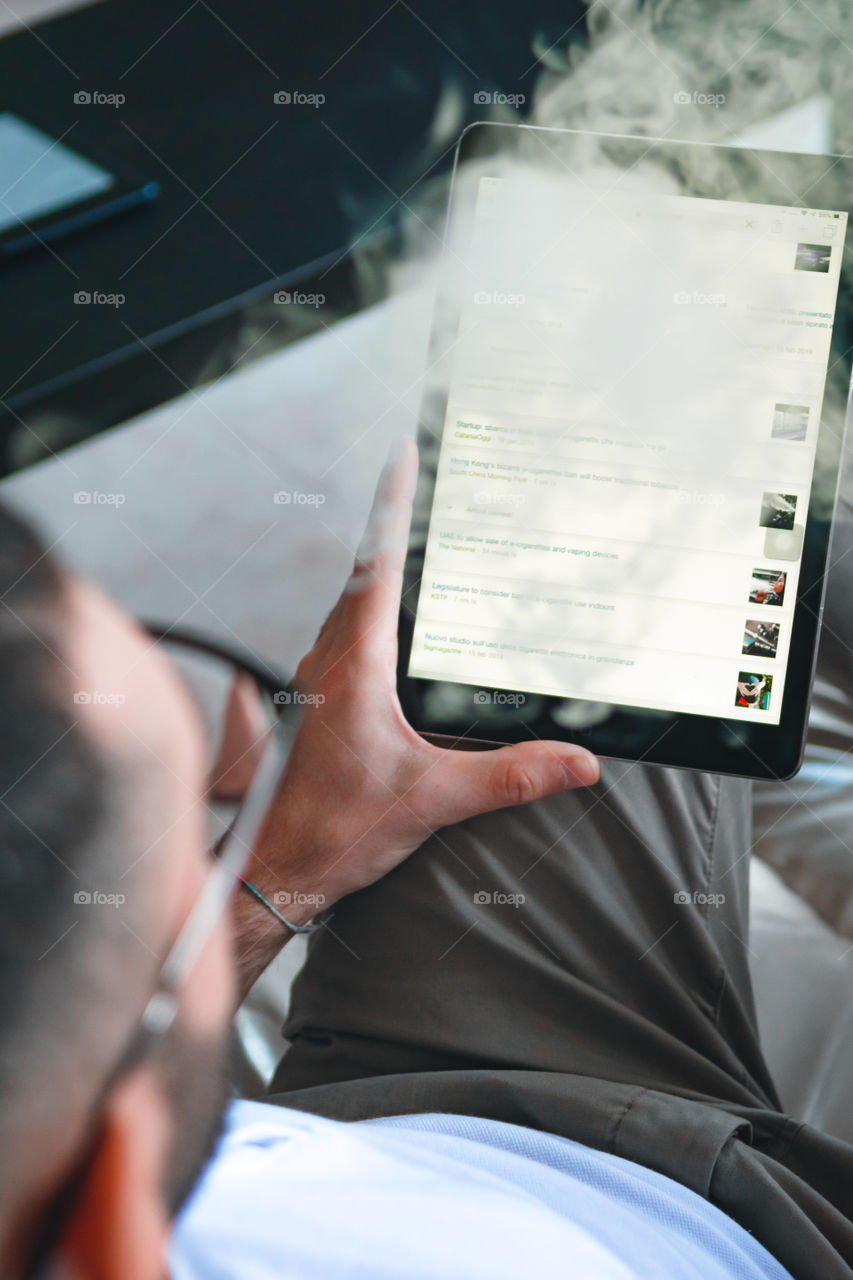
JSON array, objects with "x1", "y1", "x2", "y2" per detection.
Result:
[
  {"x1": 241, "y1": 856, "x2": 330, "y2": 929},
  {"x1": 241, "y1": 876, "x2": 327, "y2": 931},
  {"x1": 230, "y1": 873, "x2": 328, "y2": 1003}
]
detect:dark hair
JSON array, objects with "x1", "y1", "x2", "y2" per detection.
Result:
[
  {"x1": 0, "y1": 504, "x2": 225, "y2": 1270},
  {"x1": 0, "y1": 503, "x2": 141, "y2": 1180}
]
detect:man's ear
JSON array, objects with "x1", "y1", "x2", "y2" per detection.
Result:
[{"x1": 57, "y1": 1069, "x2": 171, "y2": 1280}]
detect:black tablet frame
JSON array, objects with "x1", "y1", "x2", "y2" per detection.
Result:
[{"x1": 397, "y1": 122, "x2": 853, "y2": 781}]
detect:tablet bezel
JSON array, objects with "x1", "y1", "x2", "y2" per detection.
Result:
[{"x1": 397, "y1": 123, "x2": 853, "y2": 781}]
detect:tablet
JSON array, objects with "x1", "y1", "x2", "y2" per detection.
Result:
[
  {"x1": 397, "y1": 123, "x2": 853, "y2": 780},
  {"x1": 0, "y1": 112, "x2": 160, "y2": 257}
]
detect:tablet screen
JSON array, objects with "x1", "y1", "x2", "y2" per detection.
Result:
[
  {"x1": 0, "y1": 113, "x2": 115, "y2": 234},
  {"x1": 406, "y1": 163, "x2": 847, "y2": 727}
]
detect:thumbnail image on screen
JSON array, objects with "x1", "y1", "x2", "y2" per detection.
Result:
[
  {"x1": 735, "y1": 672, "x2": 773, "y2": 710},
  {"x1": 759, "y1": 492, "x2": 798, "y2": 531},
  {"x1": 743, "y1": 620, "x2": 780, "y2": 659},
  {"x1": 771, "y1": 403, "x2": 808, "y2": 441},
  {"x1": 749, "y1": 568, "x2": 786, "y2": 606},
  {"x1": 795, "y1": 242, "x2": 832, "y2": 273}
]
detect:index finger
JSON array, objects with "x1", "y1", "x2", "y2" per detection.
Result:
[{"x1": 347, "y1": 435, "x2": 419, "y2": 608}]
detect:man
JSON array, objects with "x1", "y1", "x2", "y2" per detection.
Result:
[{"x1": 0, "y1": 439, "x2": 850, "y2": 1278}]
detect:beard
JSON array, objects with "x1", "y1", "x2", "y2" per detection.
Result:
[
  {"x1": 155, "y1": 1015, "x2": 235, "y2": 1218},
  {"x1": 25, "y1": 1019, "x2": 234, "y2": 1279}
]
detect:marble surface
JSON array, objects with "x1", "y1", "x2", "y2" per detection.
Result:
[{"x1": 0, "y1": 287, "x2": 432, "y2": 672}]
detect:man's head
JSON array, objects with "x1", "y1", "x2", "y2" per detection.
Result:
[{"x1": 0, "y1": 503, "x2": 237, "y2": 1277}]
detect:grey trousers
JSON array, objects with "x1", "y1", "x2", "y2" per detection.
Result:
[
  {"x1": 266, "y1": 759, "x2": 853, "y2": 1278},
  {"x1": 267, "y1": 499, "x2": 853, "y2": 1279}
]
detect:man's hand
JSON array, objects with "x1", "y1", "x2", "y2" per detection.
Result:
[{"x1": 243, "y1": 436, "x2": 599, "y2": 935}]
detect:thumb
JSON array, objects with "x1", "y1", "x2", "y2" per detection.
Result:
[{"x1": 431, "y1": 740, "x2": 600, "y2": 828}]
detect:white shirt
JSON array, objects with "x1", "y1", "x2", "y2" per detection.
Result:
[{"x1": 170, "y1": 1102, "x2": 792, "y2": 1279}]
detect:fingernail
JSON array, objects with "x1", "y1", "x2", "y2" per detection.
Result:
[{"x1": 563, "y1": 751, "x2": 599, "y2": 786}]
